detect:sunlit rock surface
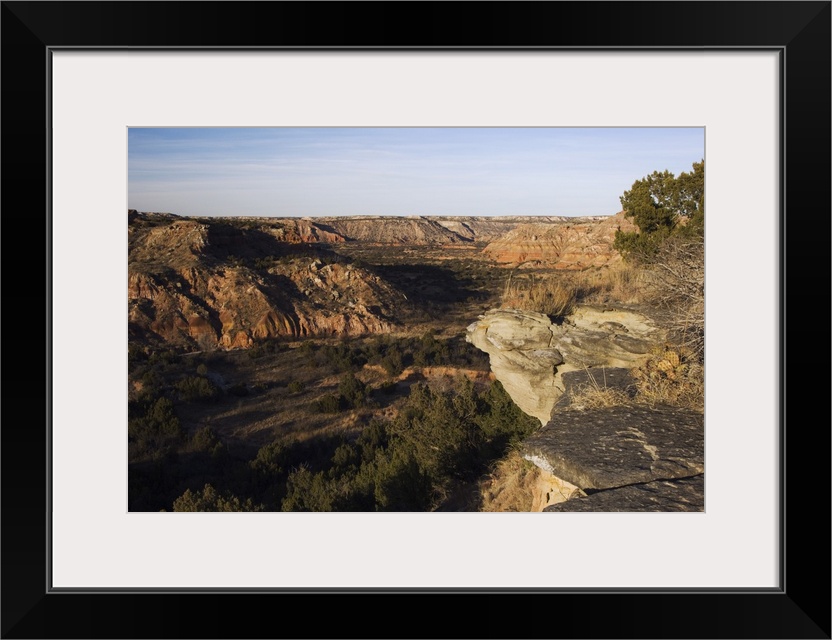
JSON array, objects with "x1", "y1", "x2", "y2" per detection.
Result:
[{"x1": 465, "y1": 305, "x2": 666, "y2": 424}]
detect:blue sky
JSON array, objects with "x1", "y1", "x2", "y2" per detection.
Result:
[{"x1": 128, "y1": 128, "x2": 703, "y2": 217}]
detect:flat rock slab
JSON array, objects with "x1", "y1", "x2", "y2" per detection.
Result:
[
  {"x1": 544, "y1": 475, "x2": 704, "y2": 512},
  {"x1": 521, "y1": 405, "x2": 704, "y2": 490}
]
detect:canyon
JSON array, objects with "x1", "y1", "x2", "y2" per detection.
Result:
[
  {"x1": 128, "y1": 210, "x2": 633, "y2": 350},
  {"x1": 128, "y1": 209, "x2": 703, "y2": 513}
]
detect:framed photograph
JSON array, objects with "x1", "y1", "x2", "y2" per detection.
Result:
[{"x1": 3, "y1": 2, "x2": 829, "y2": 638}]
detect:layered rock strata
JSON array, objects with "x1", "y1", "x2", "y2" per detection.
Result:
[
  {"x1": 129, "y1": 260, "x2": 403, "y2": 350},
  {"x1": 482, "y1": 211, "x2": 637, "y2": 269},
  {"x1": 128, "y1": 213, "x2": 405, "y2": 349}
]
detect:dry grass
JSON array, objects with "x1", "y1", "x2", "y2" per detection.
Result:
[
  {"x1": 594, "y1": 264, "x2": 648, "y2": 304},
  {"x1": 501, "y1": 274, "x2": 577, "y2": 317},
  {"x1": 566, "y1": 350, "x2": 703, "y2": 413},
  {"x1": 479, "y1": 449, "x2": 586, "y2": 511},
  {"x1": 501, "y1": 262, "x2": 650, "y2": 313},
  {"x1": 566, "y1": 369, "x2": 633, "y2": 411},
  {"x1": 565, "y1": 263, "x2": 648, "y2": 305},
  {"x1": 479, "y1": 450, "x2": 539, "y2": 512}
]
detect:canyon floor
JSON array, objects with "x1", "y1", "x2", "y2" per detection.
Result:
[{"x1": 128, "y1": 211, "x2": 703, "y2": 512}]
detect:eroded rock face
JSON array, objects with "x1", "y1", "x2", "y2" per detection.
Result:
[
  {"x1": 482, "y1": 211, "x2": 637, "y2": 269},
  {"x1": 320, "y1": 216, "x2": 468, "y2": 245},
  {"x1": 479, "y1": 452, "x2": 584, "y2": 512},
  {"x1": 129, "y1": 260, "x2": 403, "y2": 350},
  {"x1": 128, "y1": 214, "x2": 405, "y2": 350},
  {"x1": 530, "y1": 473, "x2": 585, "y2": 511},
  {"x1": 465, "y1": 309, "x2": 564, "y2": 424},
  {"x1": 465, "y1": 306, "x2": 666, "y2": 423}
]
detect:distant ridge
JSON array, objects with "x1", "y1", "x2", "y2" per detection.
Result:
[{"x1": 130, "y1": 210, "x2": 617, "y2": 245}]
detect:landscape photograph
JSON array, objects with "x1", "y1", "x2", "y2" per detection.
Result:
[{"x1": 128, "y1": 127, "x2": 705, "y2": 513}]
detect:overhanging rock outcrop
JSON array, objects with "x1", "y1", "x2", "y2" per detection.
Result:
[
  {"x1": 465, "y1": 306, "x2": 666, "y2": 424},
  {"x1": 465, "y1": 309, "x2": 564, "y2": 424}
]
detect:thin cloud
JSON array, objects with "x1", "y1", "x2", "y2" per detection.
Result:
[{"x1": 128, "y1": 127, "x2": 704, "y2": 217}]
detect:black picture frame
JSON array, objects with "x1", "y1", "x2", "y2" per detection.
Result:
[{"x1": 2, "y1": 2, "x2": 829, "y2": 638}]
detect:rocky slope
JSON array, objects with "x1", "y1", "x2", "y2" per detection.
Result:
[
  {"x1": 315, "y1": 214, "x2": 628, "y2": 254},
  {"x1": 132, "y1": 211, "x2": 635, "y2": 258},
  {"x1": 482, "y1": 211, "x2": 637, "y2": 268},
  {"x1": 128, "y1": 210, "x2": 637, "y2": 352},
  {"x1": 317, "y1": 216, "x2": 469, "y2": 245},
  {"x1": 262, "y1": 220, "x2": 346, "y2": 244},
  {"x1": 135, "y1": 212, "x2": 622, "y2": 248},
  {"x1": 467, "y1": 303, "x2": 704, "y2": 512},
  {"x1": 431, "y1": 216, "x2": 569, "y2": 243},
  {"x1": 128, "y1": 212, "x2": 406, "y2": 350},
  {"x1": 230, "y1": 215, "x2": 574, "y2": 246}
]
